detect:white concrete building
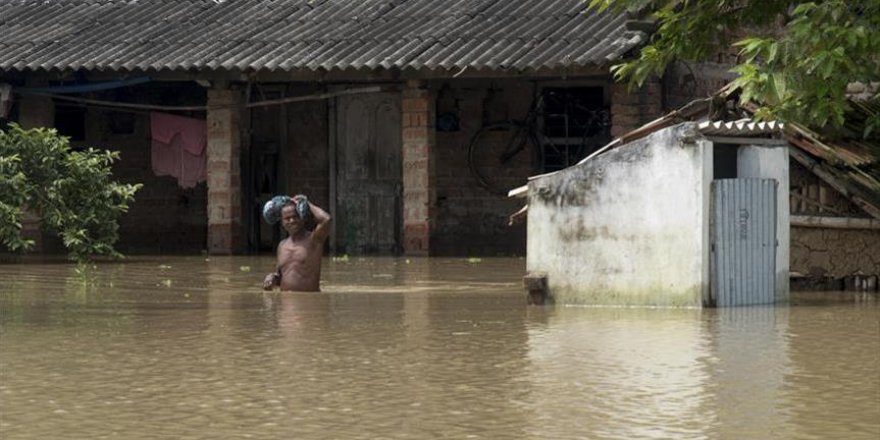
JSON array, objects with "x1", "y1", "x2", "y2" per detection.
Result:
[{"x1": 523, "y1": 121, "x2": 790, "y2": 307}]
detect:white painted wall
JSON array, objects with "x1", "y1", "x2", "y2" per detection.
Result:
[
  {"x1": 737, "y1": 145, "x2": 790, "y2": 301},
  {"x1": 526, "y1": 124, "x2": 711, "y2": 306}
]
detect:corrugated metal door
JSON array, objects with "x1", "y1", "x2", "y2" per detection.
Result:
[
  {"x1": 711, "y1": 179, "x2": 777, "y2": 306},
  {"x1": 336, "y1": 93, "x2": 402, "y2": 254}
]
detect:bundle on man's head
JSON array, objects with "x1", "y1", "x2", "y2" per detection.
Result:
[{"x1": 262, "y1": 194, "x2": 310, "y2": 225}]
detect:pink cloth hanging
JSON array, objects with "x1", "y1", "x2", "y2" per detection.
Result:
[{"x1": 150, "y1": 112, "x2": 207, "y2": 188}]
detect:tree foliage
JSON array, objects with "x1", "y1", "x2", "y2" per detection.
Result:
[
  {"x1": 0, "y1": 123, "x2": 141, "y2": 262},
  {"x1": 587, "y1": 0, "x2": 880, "y2": 134}
]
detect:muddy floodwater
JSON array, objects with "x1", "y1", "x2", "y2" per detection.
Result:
[{"x1": 1, "y1": 256, "x2": 878, "y2": 439}]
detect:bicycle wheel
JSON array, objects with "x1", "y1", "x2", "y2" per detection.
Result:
[
  {"x1": 467, "y1": 121, "x2": 536, "y2": 196},
  {"x1": 576, "y1": 108, "x2": 612, "y2": 158}
]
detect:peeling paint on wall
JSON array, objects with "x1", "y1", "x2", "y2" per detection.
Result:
[{"x1": 527, "y1": 123, "x2": 710, "y2": 307}]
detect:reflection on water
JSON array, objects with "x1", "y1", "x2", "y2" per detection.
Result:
[{"x1": 0, "y1": 256, "x2": 877, "y2": 439}]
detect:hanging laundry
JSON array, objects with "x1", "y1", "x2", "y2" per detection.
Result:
[{"x1": 150, "y1": 112, "x2": 207, "y2": 188}]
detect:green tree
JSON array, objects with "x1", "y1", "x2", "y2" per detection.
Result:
[
  {"x1": 588, "y1": 0, "x2": 880, "y2": 135},
  {"x1": 0, "y1": 123, "x2": 141, "y2": 262}
]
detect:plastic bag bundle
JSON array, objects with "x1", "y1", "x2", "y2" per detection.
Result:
[
  {"x1": 262, "y1": 195, "x2": 291, "y2": 224},
  {"x1": 262, "y1": 194, "x2": 310, "y2": 224}
]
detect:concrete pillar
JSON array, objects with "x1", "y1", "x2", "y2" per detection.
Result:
[
  {"x1": 610, "y1": 78, "x2": 663, "y2": 138},
  {"x1": 206, "y1": 87, "x2": 243, "y2": 254},
  {"x1": 738, "y1": 144, "x2": 791, "y2": 302},
  {"x1": 401, "y1": 80, "x2": 435, "y2": 256},
  {"x1": 17, "y1": 87, "x2": 55, "y2": 252}
]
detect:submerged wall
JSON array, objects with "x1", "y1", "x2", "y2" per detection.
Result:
[
  {"x1": 791, "y1": 227, "x2": 880, "y2": 278},
  {"x1": 526, "y1": 123, "x2": 711, "y2": 306}
]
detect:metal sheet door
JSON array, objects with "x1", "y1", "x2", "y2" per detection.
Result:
[
  {"x1": 336, "y1": 92, "x2": 402, "y2": 254},
  {"x1": 711, "y1": 178, "x2": 777, "y2": 306}
]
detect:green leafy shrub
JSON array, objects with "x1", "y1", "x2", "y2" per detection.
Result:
[{"x1": 0, "y1": 123, "x2": 141, "y2": 262}]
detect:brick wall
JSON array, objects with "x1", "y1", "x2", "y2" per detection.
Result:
[
  {"x1": 103, "y1": 107, "x2": 208, "y2": 254},
  {"x1": 285, "y1": 88, "x2": 330, "y2": 208},
  {"x1": 663, "y1": 62, "x2": 737, "y2": 111},
  {"x1": 432, "y1": 79, "x2": 533, "y2": 256},
  {"x1": 21, "y1": 76, "x2": 676, "y2": 257},
  {"x1": 402, "y1": 80, "x2": 434, "y2": 255},
  {"x1": 206, "y1": 87, "x2": 243, "y2": 254},
  {"x1": 610, "y1": 78, "x2": 664, "y2": 138},
  {"x1": 14, "y1": 82, "x2": 210, "y2": 255},
  {"x1": 108, "y1": 84, "x2": 209, "y2": 254}
]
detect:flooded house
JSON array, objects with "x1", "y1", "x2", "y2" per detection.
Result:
[
  {"x1": 516, "y1": 99, "x2": 880, "y2": 306},
  {"x1": 519, "y1": 120, "x2": 791, "y2": 307},
  {"x1": 0, "y1": 0, "x2": 664, "y2": 258}
]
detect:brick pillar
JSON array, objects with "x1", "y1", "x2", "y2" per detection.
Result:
[
  {"x1": 17, "y1": 88, "x2": 55, "y2": 252},
  {"x1": 206, "y1": 87, "x2": 243, "y2": 254},
  {"x1": 401, "y1": 80, "x2": 435, "y2": 256},
  {"x1": 610, "y1": 78, "x2": 663, "y2": 138}
]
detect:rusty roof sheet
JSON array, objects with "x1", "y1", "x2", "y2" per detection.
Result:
[
  {"x1": 0, "y1": 0, "x2": 644, "y2": 73},
  {"x1": 784, "y1": 110, "x2": 880, "y2": 217}
]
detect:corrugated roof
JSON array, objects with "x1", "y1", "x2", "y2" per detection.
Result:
[
  {"x1": 0, "y1": 0, "x2": 644, "y2": 73},
  {"x1": 782, "y1": 99, "x2": 880, "y2": 218},
  {"x1": 697, "y1": 120, "x2": 784, "y2": 137},
  {"x1": 515, "y1": 98, "x2": 880, "y2": 220}
]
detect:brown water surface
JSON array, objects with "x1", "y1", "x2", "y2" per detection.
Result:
[{"x1": 1, "y1": 256, "x2": 878, "y2": 439}]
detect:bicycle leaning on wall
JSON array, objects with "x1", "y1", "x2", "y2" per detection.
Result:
[{"x1": 466, "y1": 91, "x2": 611, "y2": 196}]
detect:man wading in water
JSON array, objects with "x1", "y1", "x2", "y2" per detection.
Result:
[{"x1": 262, "y1": 195, "x2": 332, "y2": 292}]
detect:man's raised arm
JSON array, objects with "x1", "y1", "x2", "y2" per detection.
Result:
[{"x1": 307, "y1": 200, "x2": 332, "y2": 243}]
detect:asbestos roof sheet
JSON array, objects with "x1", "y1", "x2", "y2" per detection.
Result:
[
  {"x1": 697, "y1": 117, "x2": 879, "y2": 213},
  {"x1": 0, "y1": 0, "x2": 644, "y2": 73},
  {"x1": 695, "y1": 112, "x2": 879, "y2": 217},
  {"x1": 697, "y1": 120, "x2": 785, "y2": 137}
]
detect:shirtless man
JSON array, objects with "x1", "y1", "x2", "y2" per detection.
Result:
[{"x1": 262, "y1": 195, "x2": 332, "y2": 292}]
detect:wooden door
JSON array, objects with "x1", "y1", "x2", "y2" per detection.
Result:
[{"x1": 335, "y1": 93, "x2": 402, "y2": 254}]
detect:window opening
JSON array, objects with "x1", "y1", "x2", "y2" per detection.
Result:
[
  {"x1": 54, "y1": 103, "x2": 86, "y2": 142},
  {"x1": 466, "y1": 86, "x2": 611, "y2": 195},
  {"x1": 713, "y1": 144, "x2": 738, "y2": 179},
  {"x1": 539, "y1": 87, "x2": 610, "y2": 172}
]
